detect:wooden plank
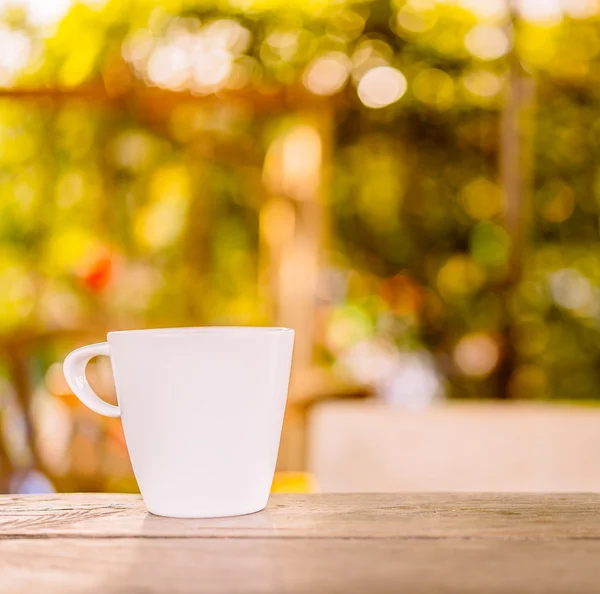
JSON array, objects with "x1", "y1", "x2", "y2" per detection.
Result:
[
  {"x1": 1, "y1": 493, "x2": 600, "y2": 540},
  {"x1": 1, "y1": 536, "x2": 599, "y2": 594}
]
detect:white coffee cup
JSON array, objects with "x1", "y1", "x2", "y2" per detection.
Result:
[{"x1": 63, "y1": 327, "x2": 294, "y2": 518}]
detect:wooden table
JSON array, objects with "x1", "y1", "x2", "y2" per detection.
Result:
[{"x1": 1, "y1": 493, "x2": 599, "y2": 593}]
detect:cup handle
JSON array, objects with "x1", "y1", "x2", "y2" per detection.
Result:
[{"x1": 63, "y1": 342, "x2": 120, "y2": 418}]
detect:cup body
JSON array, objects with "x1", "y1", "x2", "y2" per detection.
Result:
[{"x1": 66, "y1": 327, "x2": 294, "y2": 517}]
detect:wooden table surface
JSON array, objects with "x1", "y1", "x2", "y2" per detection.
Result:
[{"x1": 1, "y1": 493, "x2": 599, "y2": 593}]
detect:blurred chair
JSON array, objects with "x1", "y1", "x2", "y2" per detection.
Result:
[{"x1": 308, "y1": 401, "x2": 600, "y2": 492}]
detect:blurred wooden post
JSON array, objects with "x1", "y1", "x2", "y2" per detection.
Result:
[
  {"x1": 261, "y1": 107, "x2": 334, "y2": 470},
  {"x1": 501, "y1": 14, "x2": 536, "y2": 283},
  {"x1": 499, "y1": 5, "x2": 536, "y2": 398}
]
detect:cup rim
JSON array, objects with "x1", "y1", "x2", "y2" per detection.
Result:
[{"x1": 107, "y1": 326, "x2": 294, "y2": 337}]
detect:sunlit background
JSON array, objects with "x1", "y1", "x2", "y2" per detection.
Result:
[{"x1": 2, "y1": 0, "x2": 600, "y2": 494}]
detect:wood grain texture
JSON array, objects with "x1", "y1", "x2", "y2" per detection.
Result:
[
  {"x1": 2, "y1": 493, "x2": 600, "y2": 539},
  {"x1": 1, "y1": 493, "x2": 599, "y2": 593},
  {"x1": 2, "y1": 537, "x2": 600, "y2": 594}
]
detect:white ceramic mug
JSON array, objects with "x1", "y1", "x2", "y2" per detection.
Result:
[{"x1": 63, "y1": 327, "x2": 294, "y2": 518}]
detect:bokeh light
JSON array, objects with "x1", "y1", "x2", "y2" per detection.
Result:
[
  {"x1": 464, "y1": 25, "x2": 510, "y2": 60},
  {"x1": 549, "y1": 268, "x2": 596, "y2": 313},
  {"x1": 16, "y1": 0, "x2": 74, "y2": 27},
  {"x1": 437, "y1": 256, "x2": 486, "y2": 298},
  {"x1": 470, "y1": 222, "x2": 511, "y2": 268},
  {"x1": 412, "y1": 68, "x2": 454, "y2": 110},
  {"x1": 455, "y1": 0, "x2": 509, "y2": 21},
  {"x1": 454, "y1": 333, "x2": 500, "y2": 377},
  {"x1": 303, "y1": 53, "x2": 350, "y2": 96},
  {"x1": 462, "y1": 69, "x2": 504, "y2": 101},
  {"x1": 0, "y1": 25, "x2": 32, "y2": 86},
  {"x1": 357, "y1": 66, "x2": 407, "y2": 109},
  {"x1": 518, "y1": 0, "x2": 563, "y2": 23},
  {"x1": 396, "y1": 3, "x2": 437, "y2": 34},
  {"x1": 124, "y1": 17, "x2": 250, "y2": 93},
  {"x1": 460, "y1": 177, "x2": 504, "y2": 220}
]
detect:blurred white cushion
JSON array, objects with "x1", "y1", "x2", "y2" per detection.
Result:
[{"x1": 308, "y1": 401, "x2": 600, "y2": 492}]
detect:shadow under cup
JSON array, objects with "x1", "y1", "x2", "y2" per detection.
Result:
[{"x1": 64, "y1": 327, "x2": 295, "y2": 518}]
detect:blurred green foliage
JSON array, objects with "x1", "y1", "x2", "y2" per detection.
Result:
[{"x1": 2, "y1": 0, "x2": 600, "y2": 490}]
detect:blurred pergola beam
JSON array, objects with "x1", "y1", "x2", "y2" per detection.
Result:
[
  {"x1": 0, "y1": 86, "x2": 113, "y2": 101},
  {"x1": 0, "y1": 84, "x2": 340, "y2": 115}
]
